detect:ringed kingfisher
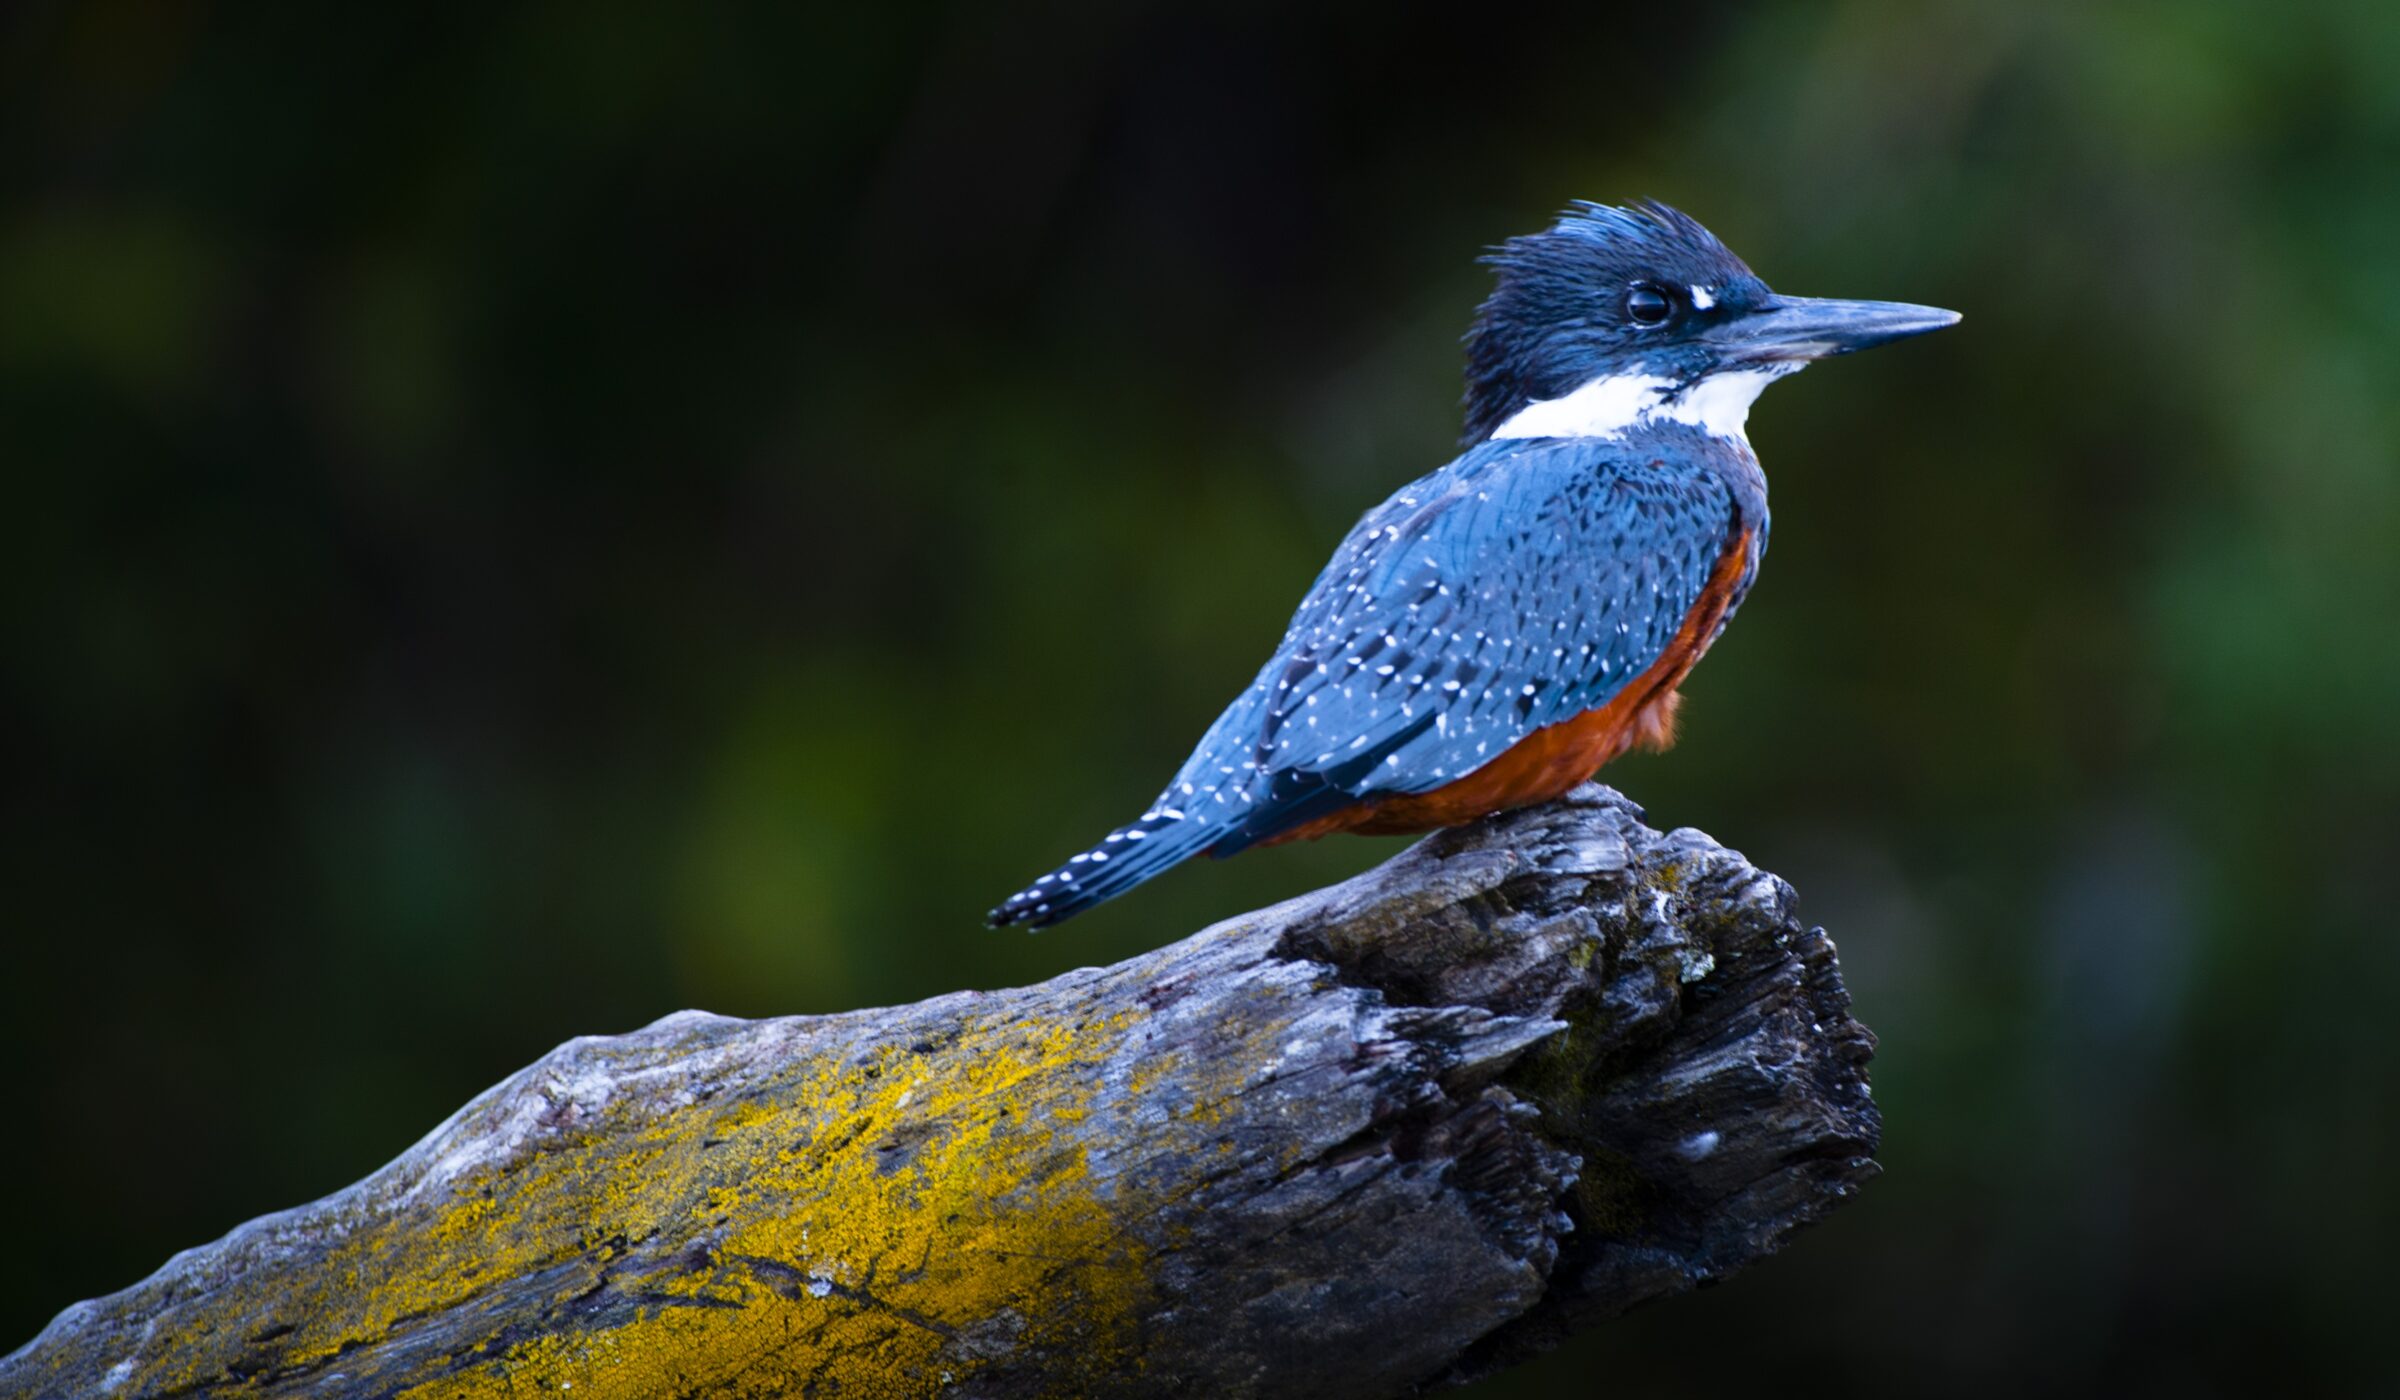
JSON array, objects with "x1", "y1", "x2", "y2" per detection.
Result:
[{"x1": 991, "y1": 200, "x2": 1956, "y2": 929}]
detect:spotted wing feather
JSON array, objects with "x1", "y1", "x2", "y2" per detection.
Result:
[
  {"x1": 991, "y1": 435, "x2": 1752, "y2": 927},
  {"x1": 1184, "y1": 436, "x2": 1743, "y2": 852}
]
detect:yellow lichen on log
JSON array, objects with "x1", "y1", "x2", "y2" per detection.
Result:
[
  {"x1": 127, "y1": 1009, "x2": 1152, "y2": 1399},
  {"x1": 7, "y1": 788, "x2": 1885, "y2": 1400}
]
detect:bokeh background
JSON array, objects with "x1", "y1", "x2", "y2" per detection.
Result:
[{"x1": 6, "y1": 1, "x2": 2397, "y2": 1393}]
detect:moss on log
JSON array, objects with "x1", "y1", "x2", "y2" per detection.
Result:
[{"x1": 2, "y1": 785, "x2": 1878, "y2": 1399}]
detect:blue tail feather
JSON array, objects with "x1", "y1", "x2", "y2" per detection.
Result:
[
  {"x1": 988, "y1": 714, "x2": 1438, "y2": 928},
  {"x1": 987, "y1": 810, "x2": 1218, "y2": 929}
]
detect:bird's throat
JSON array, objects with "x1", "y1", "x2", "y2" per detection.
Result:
[{"x1": 1489, "y1": 365, "x2": 1795, "y2": 442}]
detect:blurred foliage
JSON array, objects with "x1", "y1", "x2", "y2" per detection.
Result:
[{"x1": 4, "y1": 1, "x2": 2397, "y2": 1393}]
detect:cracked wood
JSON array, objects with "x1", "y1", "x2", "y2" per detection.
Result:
[{"x1": 2, "y1": 785, "x2": 1879, "y2": 1400}]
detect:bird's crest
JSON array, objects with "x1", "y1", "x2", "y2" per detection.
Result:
[{"x1": 1479, "y1": 200, "x2": 1748, "y2": 283}]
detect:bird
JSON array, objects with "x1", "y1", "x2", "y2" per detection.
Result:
[{"x1": 990, "y1": 200, "x2": 1957, "y2": 929}]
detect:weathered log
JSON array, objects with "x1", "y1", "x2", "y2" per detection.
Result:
[{"x1": 2, "y1": 785, "x2": 1878, "y2": 1399}]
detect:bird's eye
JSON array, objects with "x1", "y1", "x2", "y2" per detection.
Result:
[{"x1": 1626, "y1": 284, "x2": 1674, "y2": 326}]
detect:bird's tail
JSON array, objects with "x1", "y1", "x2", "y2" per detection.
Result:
[{"x1": 988, "y1": 809, "x2": 1216, "y2": 929}]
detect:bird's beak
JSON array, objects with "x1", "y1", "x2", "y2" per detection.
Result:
[{"x1": 1705, "y1": 295, "x2": 1961, "y2": 365}]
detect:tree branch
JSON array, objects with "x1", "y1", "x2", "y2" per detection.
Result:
[{"x1": 3, "y1": 785, "x2": 1879, "y2": 1399}]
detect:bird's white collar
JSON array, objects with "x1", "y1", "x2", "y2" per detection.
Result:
[{"x1": 1488, "y1": 365, "x2": 1796, "y2": 442}]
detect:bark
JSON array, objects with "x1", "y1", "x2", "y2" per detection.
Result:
[{"x1": 1, "y1": 785, "x2": 1879, "y2": 1400}]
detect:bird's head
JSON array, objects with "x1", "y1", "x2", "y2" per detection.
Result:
[{"x1": 1461, "y1": 200, "x2": 1958, "y2": 444}]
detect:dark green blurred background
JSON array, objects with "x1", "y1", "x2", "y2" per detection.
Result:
[{"x1": 6, "y1": 1, "x2": 2397, "y2": 1393}]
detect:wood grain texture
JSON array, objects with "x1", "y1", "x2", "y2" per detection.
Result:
[{"x1": 2, "y1": 785, "x2": 1878, "y2": 1400}]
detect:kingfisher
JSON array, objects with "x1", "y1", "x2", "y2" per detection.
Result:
[{"x1": 991, "y1": 200, "x2": 1956, "y2": 929}]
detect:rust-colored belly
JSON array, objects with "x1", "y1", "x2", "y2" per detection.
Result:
[{"x1": 1260, "y1": 526, "x2": 1753, "y2": 846}]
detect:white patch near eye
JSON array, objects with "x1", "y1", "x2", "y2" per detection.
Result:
[{"x1": 1690, "y1": 284, "x2": 1716, "y2": 309}]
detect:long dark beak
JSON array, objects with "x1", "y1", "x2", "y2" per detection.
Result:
[{"x1": 1705, "y1": 295, "x2": 1960, "y2": 365}]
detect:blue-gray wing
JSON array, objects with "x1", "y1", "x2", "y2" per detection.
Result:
[{"x1": 1159, "y1": 435, "x2": 1748, "y2": 849}]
